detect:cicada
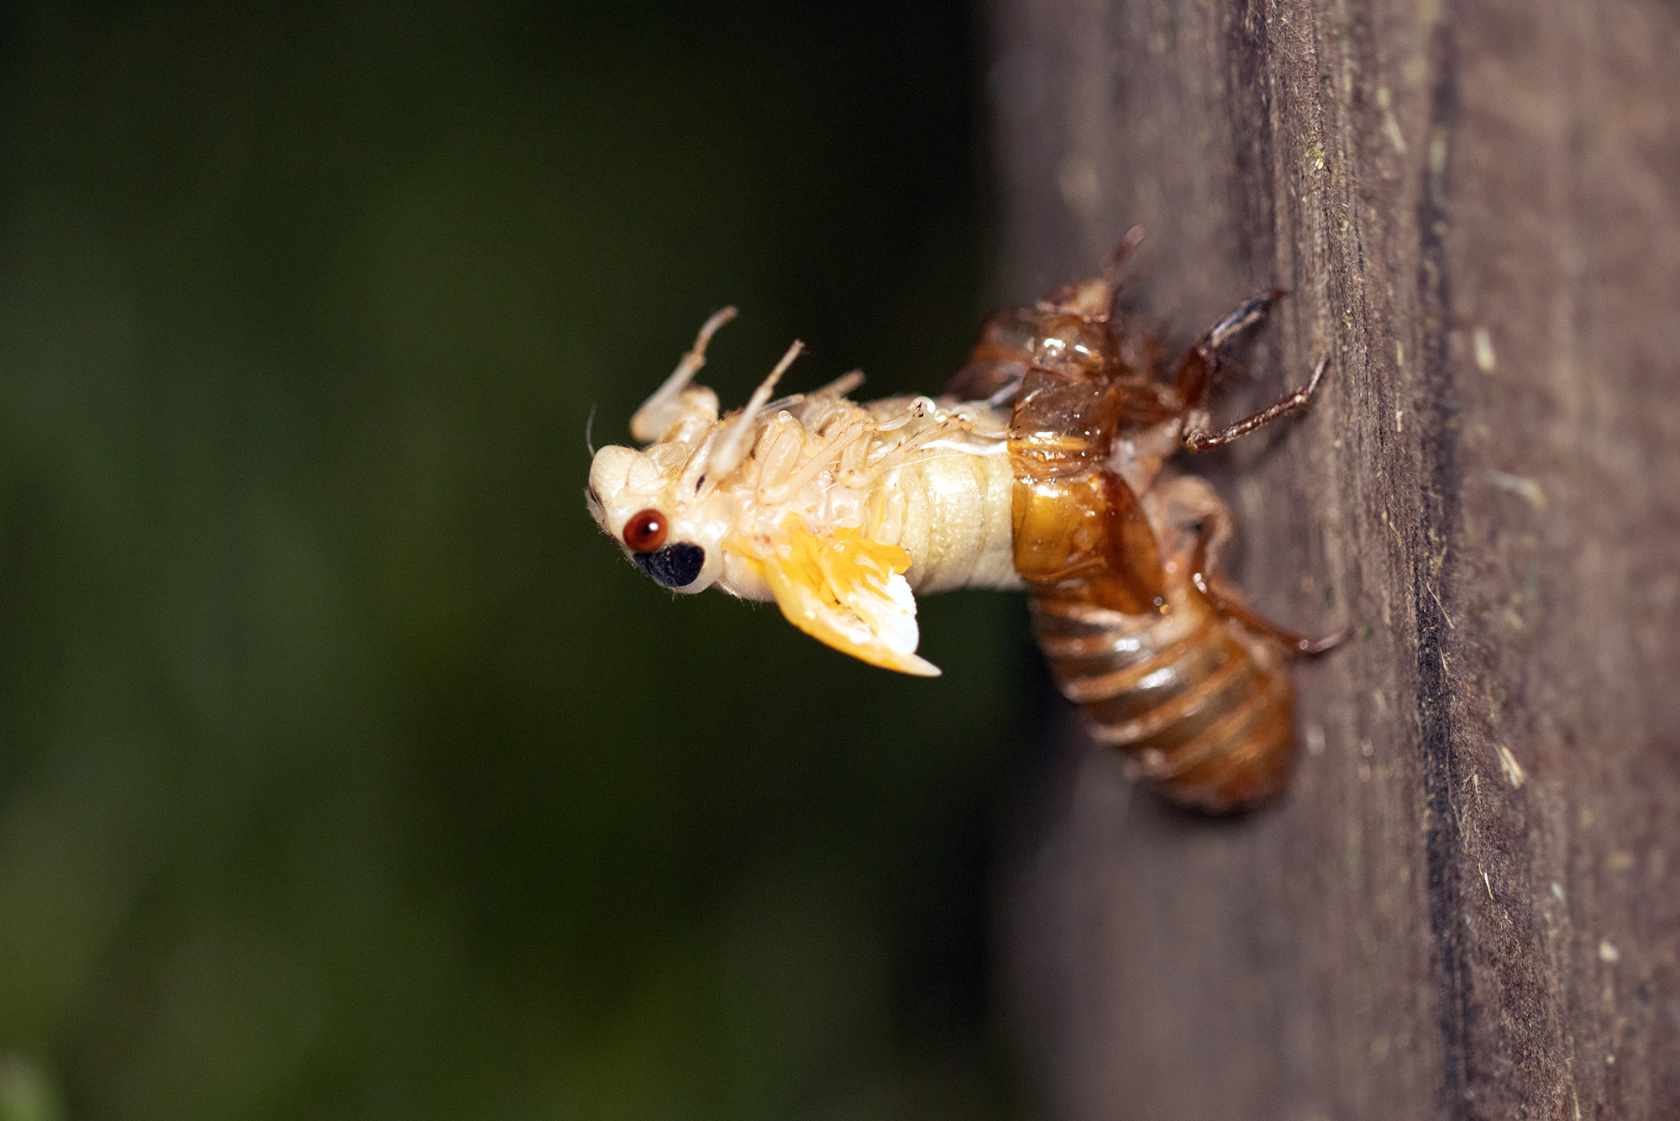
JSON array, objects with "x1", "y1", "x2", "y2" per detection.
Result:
[{"x1": 586, "y1": 243, "x2": 1338, "y2": 811}]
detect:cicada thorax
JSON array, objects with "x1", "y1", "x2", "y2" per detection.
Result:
[{"x1": 964, "y1": 281, "x2": 1299, "y2": 812}]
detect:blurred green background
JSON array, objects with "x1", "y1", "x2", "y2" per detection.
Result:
[{"x1": 0, "y1": 2, "x2": 1038, "y2": 1117}]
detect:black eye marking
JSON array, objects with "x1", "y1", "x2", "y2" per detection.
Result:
[{"x1": 632, "y1": 543, "x2": 705, "y2": 588}]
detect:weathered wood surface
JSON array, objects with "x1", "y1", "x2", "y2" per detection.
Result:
[{"x1": 990, "y1": 0, "x2": 1680, "y2": 1117}]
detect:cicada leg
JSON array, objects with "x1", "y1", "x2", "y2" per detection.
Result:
[
  {"x1": 1187, "y1": 520, "x2": 1345, "y2": 656},
  {"x1": 1171, "y1": 289, "x2": 1287, "y2": 411},
  {"x1": 1182, "y1": 354, "x2": 1330, "y2": 452}
]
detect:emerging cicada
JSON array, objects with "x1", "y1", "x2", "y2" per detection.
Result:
[{"x1": 586, "y1": 241, "x2": 1338, "y2": 811}]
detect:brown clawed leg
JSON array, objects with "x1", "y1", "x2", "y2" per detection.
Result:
[
  {"x1": 1208, "y1": 289, "x2": 1287, "y2": 347},
  {"x1": 1171, "y1": 289, "x2": 1288, "y2": 410},
  {"x1": 1189, "y1": 523, "x2": 1346, "y2": 656},
  {"x1": 1182, "y1": 354, "x2": 1329, "y2": 452}
]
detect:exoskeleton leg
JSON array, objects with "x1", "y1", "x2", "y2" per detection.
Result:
[
  {"x1": 1181, "y1": 354, "x2": 1330, "y2": 452},
  {"x1": 1188, "y1": 520, "x2": 1345, "y2": 656},
  {"x1": 1171, "y1": 289, "x2": 1286, "y2": 411}
]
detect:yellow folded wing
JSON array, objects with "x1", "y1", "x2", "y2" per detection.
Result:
[{"x1": 729, "y1": 516, "x2": 939, "y2": 677}]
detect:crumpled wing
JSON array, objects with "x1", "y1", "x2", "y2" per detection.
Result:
[{"x1": 731, "y1": 516, "x2": 940, "y2": 677}]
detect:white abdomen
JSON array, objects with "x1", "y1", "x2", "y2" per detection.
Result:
[{"x1": 869, "y1": 440, "x2": 1020, "y2": 594}]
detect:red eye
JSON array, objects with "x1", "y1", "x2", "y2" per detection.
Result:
[{"x1": 622, "y1": 508, "x2": 669, "y2": 553}]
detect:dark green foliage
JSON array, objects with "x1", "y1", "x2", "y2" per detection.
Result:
[{"x1": 0, "y1": 2, "x2": 1030, "y2": 1117}]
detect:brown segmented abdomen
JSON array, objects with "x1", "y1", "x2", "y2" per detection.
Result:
[{"x1": 1029, "y1": 578, "x2": 1295, "y2": 813}]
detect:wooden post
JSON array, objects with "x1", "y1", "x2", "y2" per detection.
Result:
[{"x1": 991, "y1": 1, "x2": 1680, "y2": 1117}]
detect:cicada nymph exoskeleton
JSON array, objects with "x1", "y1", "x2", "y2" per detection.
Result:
[
  {"x1": 587, "y1": 239, "x2": 1337, "y2": 811},
  {"x1": 944, "y1": 252, "x2": 1338, "y2": 811}
]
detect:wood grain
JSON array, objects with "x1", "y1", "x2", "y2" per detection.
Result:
[{"x1": 990, "y1": 0, "x2": 1680, "y2": 1117}]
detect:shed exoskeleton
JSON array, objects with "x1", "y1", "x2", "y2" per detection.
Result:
[{"x1": 587, "y1": 242, "x2": 1338, "y2": 810}]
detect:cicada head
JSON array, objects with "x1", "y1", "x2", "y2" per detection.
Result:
[
  {"x1": 585, "y1": 431, "x2": 752, "y2": 597},
  {"x1": 587, "y1": 307, "x2": 802, "y2": 600}
]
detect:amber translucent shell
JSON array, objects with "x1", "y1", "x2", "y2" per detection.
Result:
[
  {"x1": 1008, "y1": 364, "x2": 1165, "y2": 615},
  {"x1": 980, "y1": 290, "x2": 1296, "y2": 813},
  {"x1": 1029, "y1": 579, "x2": 1296, "y2": 811}
]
